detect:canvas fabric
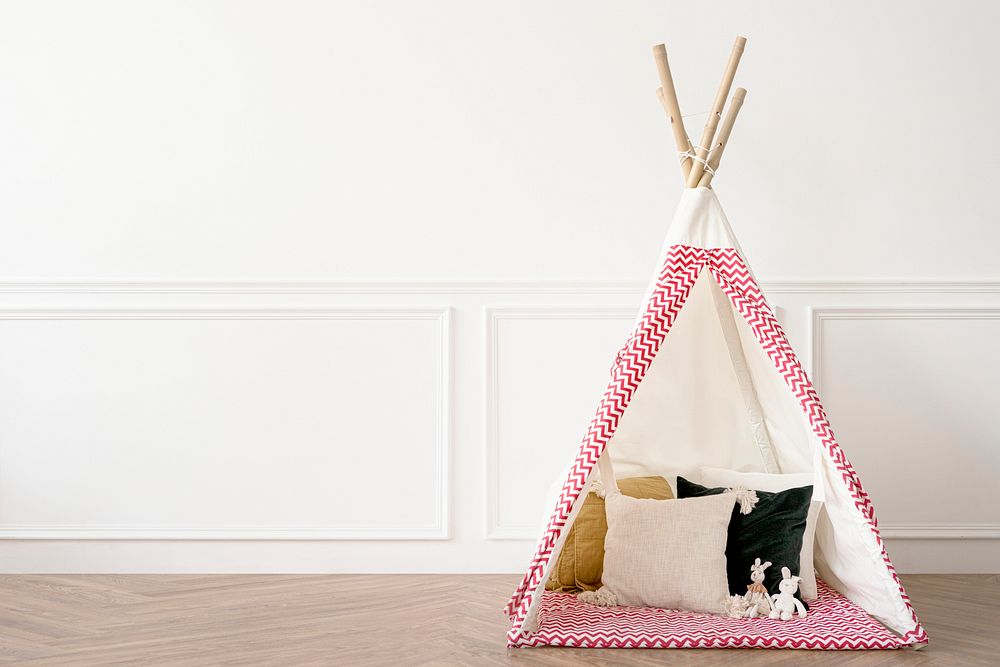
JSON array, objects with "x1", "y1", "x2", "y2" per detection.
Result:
[
  {"x1": 699, "y1": 466, "x2": 822, "y2": 599},
  {"x1": 504, "y1": 188, "x2": 927, "y2": 649},
  {"x1": 602, "y1": 493, "x2": 735, "y2": 613}
]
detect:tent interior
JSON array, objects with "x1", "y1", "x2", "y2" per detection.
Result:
[{"x1": 604, "y1": 264, "x2": 815, "y2": 481}]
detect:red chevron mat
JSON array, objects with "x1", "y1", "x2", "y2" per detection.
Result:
[{"x1": 509, "y1": 580, "x2": 908, "y2": 649}]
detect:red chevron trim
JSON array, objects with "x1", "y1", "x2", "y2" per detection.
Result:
[
  {"x1": 503, "y1": 247, "x2": 705, "y2": 639},
  {"x1": 510, "y1": 580, "x2": 909, "y2": 649}
]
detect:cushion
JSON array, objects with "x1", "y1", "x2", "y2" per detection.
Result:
[
  {"x1": 601, "y1": 492, "x2": 736, "y2": 613},
  {"x1": 676, "y1": 476, "x2": 812, "y2": 604},
  {"x1": 699, "y1": 466, "x2": 822, "y2": 599},
  {"x1": 546, "y1": 476, "x2": 672, "y2": 592}
]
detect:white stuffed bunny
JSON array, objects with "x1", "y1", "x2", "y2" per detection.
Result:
[
  {"x1": 744, "y1": 558, "x2": 773, "y2": 618},
  {"x1": 769, "y1": 567, "x2": 807, "y2": 620}
]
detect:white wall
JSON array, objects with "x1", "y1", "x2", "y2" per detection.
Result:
[{"x1": 0, "y1": 1, "x2": 997, "y2": 573}]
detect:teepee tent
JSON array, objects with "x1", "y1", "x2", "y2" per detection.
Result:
[{"x1": 504, "y1": 38, "x2": 927, "y2": 650}]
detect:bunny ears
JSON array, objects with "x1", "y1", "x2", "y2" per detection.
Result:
[
  {"x1": 751, "y1": 558, "x2": 771, "y2": 573},
  {"x1": 780, "y1": 566, "x2": 802, "y2": 582}
]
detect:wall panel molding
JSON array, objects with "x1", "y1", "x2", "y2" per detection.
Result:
[
  {"x1": 808, "y1": 306, "x2": 1000, "y2": 542},
  {"x1": 484, "y1": 306, "x2": 635, "y2": 540},
  {"x1": 764, "y1": 281, "x2": 1000, "y2": 294},
  {"x1": 808, "y1": 307, "x2": 1000, "y2": 394},
  {"x1": 0, "y1": 279, "x2": 999, "y2": 295},
  {"x1": 0, "y1": 281, "x2": 996, "y2": 571},
  {"x1": 0, "y1": 306, "x2": 451, "y2": 541},
  {"x1": 0, "y1": 280, "x2": 646, "y2": 295},
  {"x1": 879, "y1": 524, "x2": 1000, "y2": 539}
]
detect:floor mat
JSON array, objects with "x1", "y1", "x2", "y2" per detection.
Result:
[{"x1": 511, "y1": 580, "x2": 909, "y2": 649}]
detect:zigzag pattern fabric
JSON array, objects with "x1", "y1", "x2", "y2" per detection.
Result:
[
  {"x1": 504, "y1": 246, "x2": 704, "y2": 640},
  {"x1": 511, "y1": 581, "x2": 908, "y2": 649},
  {"x1": 505, "y1": 244, "x2": 927, "y2": 647}
]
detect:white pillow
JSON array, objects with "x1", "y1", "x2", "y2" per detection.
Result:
[
  {"x1": 699, "y1": 466, "x2": 822, "y2": 600},
  {"x1": 602, "y1": 493, "x2": 736, "y2": 613}
]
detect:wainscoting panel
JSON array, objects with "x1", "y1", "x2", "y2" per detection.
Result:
[
  {"x1": 810, "y1": 308, "x2": 1000, "y2": 534},
  {"x1": 0, "y1": 308, "x2": 450, "y2": 540},
  {"x1": 485, "y1": 307, "x2": 634, "y2": 539},
  {"x1": 0, "y1": 282, "x2": 995, "y2": 572}
]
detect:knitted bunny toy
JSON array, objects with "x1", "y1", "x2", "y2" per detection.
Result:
[
  {"x1": 769, "y1": 567, "x2": 807, "y2": 620},
  {"x1": 744, "y1": 558, "x2": 773, "y2": 618}
]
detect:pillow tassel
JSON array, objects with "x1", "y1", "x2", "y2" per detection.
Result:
[
  {"x1": 725, "y1": 484, "x2": 759, "y2": 515},
  {"x1": 577, "y1": 587, "x2": 618, "y2": 607},
  {"x1": 724, "y1": 594, "x2": 753, "y2": 618}
]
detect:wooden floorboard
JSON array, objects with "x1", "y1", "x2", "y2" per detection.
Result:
[{"x1": 0, "y1": 573, "x2": 996, "y2": 665}]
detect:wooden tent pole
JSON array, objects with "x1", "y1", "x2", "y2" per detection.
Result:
[
  {"x1": 652, "y1": 44, "x2": 693, "y2": 183},
  {"x1": 686, "y1": 36, "x2": 747, "y2": 187},
  {"x1": 698, "y1": 87, "x2": 746, "y2": 188}
]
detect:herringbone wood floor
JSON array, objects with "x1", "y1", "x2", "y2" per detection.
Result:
[{"x1": 0, "y1": 574, "x2": 996, "y2": 665}]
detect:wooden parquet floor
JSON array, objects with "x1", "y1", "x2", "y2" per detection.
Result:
[{"x1": 0, "y1": 573, "x2": 996, "y2": 665}]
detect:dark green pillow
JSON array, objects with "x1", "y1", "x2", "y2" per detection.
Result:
[{"x1": 676, "y1": 476, "x2": 812, "y2": 604}]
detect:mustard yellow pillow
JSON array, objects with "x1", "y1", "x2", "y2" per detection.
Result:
[{"x1": 546, "y1": 475, "x2": 673, "y2": 592}]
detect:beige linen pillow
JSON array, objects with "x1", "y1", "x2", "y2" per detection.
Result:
[
  {"x1": 546, "y1": 476, "x2": 673, "y2": 593},
  {"x1": 699, "y1": 466, "x2": 822, "y2": 600},
  {"x1": 602, "y1": 492, "x2": 736, "y2": 613}
]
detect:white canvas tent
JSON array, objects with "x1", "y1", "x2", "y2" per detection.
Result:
[{"x1": 505, "y1": 38, "x2": 927, "y2": 650}]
